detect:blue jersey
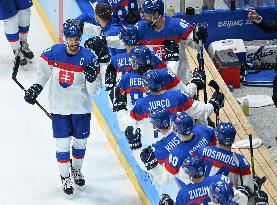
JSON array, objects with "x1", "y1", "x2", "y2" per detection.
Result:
[
  {"x1": 176, "y1": 175, "x2": 231, "y2": 205},
  {"x1": 130, "y1": 89, "x2": 193, "y2": 121},
  {"x1": 100, "y1": 21, "x2": 126, "y2": 56},
  {"x1": 152, "y1": 131, "x2": 181, "y2": 165},
  {"x1": 119, "y1": 68, "x2": 180, "y2": 107},
  {"x1": 78, "y1": 0, "x2": 138, "y2": 26},
  {"x1": 196, "y1": 146, "x2": 251, "y2": 179},
  {"x1": 110, "y1": 50, "x2": 167, "y2": 76},
  {"x1": 0, "y1": 0, "x2": 32, "y2": 20},
  {"x1": 164, "y1": 124, "x2": 216, "y2": 176},
  {"x1": 135, "y1": 16, "x2": 193, "y2": 59}
]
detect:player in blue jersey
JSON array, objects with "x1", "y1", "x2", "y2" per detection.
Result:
[
  {"x1": 136, "y1": 0, "x2": 208, "y2": 84},
  {"x1": 209, "y1": 180, "x2": 240, "y2": 205},
  {"x1": 0, "y1": 0, "x2": 33, "y2": 66},
  {"x1": 127, "y1": 107, "x2": 180, "y2": 186},
  {"x1": 24, "y1": 20, "x2": 100, "y2": 196},
  {"x1": 139, "y1": 111, "x2": 217, "y2": 186},
  {"x1": 159, "y1": 156, "x2": 248, "y2": 205},
  {"x1": 105, "y1": 24, "x2": 167, "y2": 91},
  {"x1": 77, "y1": 0, "x2": 139, "y2": 26},
  {"x1": 129, "y1": 69, "x2": 224, "y2": 145},
  {"x1": 83, "y1": 3, "x2": 126, "y2": 58},
  {"x1": 195, "y1": 122, "x2": 255, "y2": 199}
]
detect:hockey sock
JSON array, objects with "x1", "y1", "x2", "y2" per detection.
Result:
[
  {"x1": 4, "y1": 14, "x2": 20, "y2": 51},
  {"x1": 71, "y1": 137, "x2": 88, "y2": 170},
  {"x1": 18, "y1": 8, "x2": 31, "y2": 41},
  {"x1": 56, "y1": 137, "x2": 72, "y2": 177}
]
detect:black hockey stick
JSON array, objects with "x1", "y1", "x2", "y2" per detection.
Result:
[
  {"x1": 12, "y1": 55, "x2": 51, "y2": 119},
  {"x1": 196, "y1": 39, "x2": 208, "y2": 103},
  {"x1": 249, "y1": 134, "x2": 256, "y2": 179},
  {"x1": 208, "y1": 80, "x2": 222, "y2": 126}
]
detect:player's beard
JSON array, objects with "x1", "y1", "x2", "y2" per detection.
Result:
[{"x1": 68, "y1": 44, "x2": 80, "y2": 54}]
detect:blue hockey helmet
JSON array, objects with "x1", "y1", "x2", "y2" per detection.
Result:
[
  {"x1": 171, "y1": 112, "x2": 194, "y2": 135},
  {"x1": 141, "y1": 0, "x2": 164, "y2": 16},
  {"x1": 129, "y1": 45, "x2": 152, "y2": 68},
  {"x1": 209, "y1": 180, "x2": 234, "y2": 204},
  {"x1": 63, "y1": 19, "x2": 82, "y2": 38},
  {"x1": 142, "y1": 70, "x2": 164, "y2": 92},
  {"x1": 120, "y1": 24, "x2": 139, "y2": 46},
  {"x1": 215, "y1": 122, "x2": 236, "y2": 146},
  {"x1": 182, "y1": 156, "x2": 204, "y2": 178},
  {"x1": 149, "y1": 107, "x2": 171, "y2": 129}
]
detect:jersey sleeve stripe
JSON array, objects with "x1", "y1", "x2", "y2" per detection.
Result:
[{"x1": 40, "y1": 54, "x2": 85, "y2": 72}]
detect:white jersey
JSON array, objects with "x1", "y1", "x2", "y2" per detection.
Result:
[{"x1": 35, "y1": 44, "x2": 100, "y2": 115}]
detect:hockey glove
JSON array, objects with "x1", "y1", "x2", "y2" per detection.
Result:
[
  {"x1": 84, "y1": 36, "x2": 110, "y2": 63},
  {"x1": 163, "y1": 40, "x2": 179, "y2": 61},
  {"x1": 105, "y1": 64, "x2": 117, "y2": 91},
  {"x1": 193, "y1": 26, "x2": 208, "y2": 44},
  {"x1": 24, "y1": 84, "x2": 43, "y2": 105},
  {"x1": 254, "y1": 176, "x2": 267, "y2": 191},
  {"x1": 84, "y1": 60, "x2": 100, "y2": 83},
  {"x1": 254, "y1": 190, "x2": 269, "y2": 205},
  {"x1": 140, "y1": 146, "x2": 158, "y2": 170},
  {"x1": 209, "y1": 91, "x2": 225, "y2": 112},
  {"x1": 125, "y1": 126, "x2": 142, "y2": 150},
  {"x1": 159, "y1": 194, "x2": 174, "y2": 205},
  {"x1": 112, "y1": 87, "x2": 127, "y2": 112},
  {"x1": 124, "y1": 10, "x2": 141, "y2": 24},
  {"x1": 191, "y1": 68, "x2": 205, "y2": 90},
  {"x1": 237, "y1": 185, "x2": 252, "y2": 199}
]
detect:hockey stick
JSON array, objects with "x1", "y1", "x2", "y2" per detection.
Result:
[
  {"x1": 249, "y1": 134, "x2": 255, "y2": 178},
  {"x1": 196, "y1": 39, "x2": 208, "y2": 103},
  {"x1": 12, "y1": 55, "x2": 51, "y2": 119},
  {"x1": 208, "y1": 80, "x2": 221, "y2": 126}
]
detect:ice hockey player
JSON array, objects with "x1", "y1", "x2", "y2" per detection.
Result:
[
  {"x1": 83, "y1": 3, "x2": 126, "y2": 58},
  {"x1": 126, "y1": 107, "x2": 178, "y2": 186},
  {"x1": 105, "y1": 24, "x2": 167, "y2": 91},
  {"x1": 76, "y1": 0, "x2": 140, "y2": 26},
  {"x1": 0, "y1": 0, "x2": 34, "y2": 66},
  {"x1": 129, "y1": 69, "x2": 224, "y2": 144},
  {"x1": 113, "y1": 45, "x2": 200, "y2": 131},
  {"x1": 158, "y1": 156, "x2": 248, "y2": 205},
  {"x1": 209, "y1": 180, "x2": 242, "y2": 205},
  {"x1": 130, "y1": 108, "x2": 214, "y2": 187},
  {"x1": 136, "y1": 0, "x2": 208, "y2": 83},
  {"x1": 195, "y1": 122, "x2": 255, "y2": 199},
  {"x1": 137, "y1": 111, "x2": 216, "y2": 186},
  {"x1": 24, "y1": 20, "x2": 100, "y2": 196}
]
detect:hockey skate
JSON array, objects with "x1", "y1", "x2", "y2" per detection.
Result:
[
  {"x1": 60, "y1": 175, "x2": 74, "y2": 197},
  {"x1": 20, "y1": 41, "x2": 34, "y2": 62},
  {"x1": 71, "y1": 166, "x2": 85, "y2": 189},
  {"x1": 13, "y1": 49, "x2": 27, "y2": 66}
]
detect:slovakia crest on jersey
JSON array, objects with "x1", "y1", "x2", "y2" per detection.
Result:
[{"x1": 58, "y1": 70, "x2": 74, "y2": 88}]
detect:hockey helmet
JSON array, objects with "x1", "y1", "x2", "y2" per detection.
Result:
[
  {"x1": 129, "y1": 45, "x2": 152, "y2": 68},
  {"x1": 182, "y1": 156, "x2": 205, "y2": 178},
  {"x1": 120, "y1": 24, "x2": 139, "y2": 46},
  {"x1": 149, "y1": 107, "x2": 171, "y2": 129},
  {"x1": 141, "y1": 0, "x2": 164, "y2": 16},
  {"x1": 142, "y1": 69, "x2": 164, "y2": 92},
  {"x1": 209, "y1": 180, "x2": 234, "y2": 204},
  {"x1": 171, "y1": 112, "x2": 194, "y2": 135},
  {"x1": 63, "y1": 19, "x2": 82, "y2": 38},
  {"x1": 215, "y1": 122, "x2": 236, "y2": 146}
]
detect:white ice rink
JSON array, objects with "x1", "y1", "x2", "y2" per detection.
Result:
[{"x1": 0, "y1": 7, "x2": 142, "y2": 205}]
